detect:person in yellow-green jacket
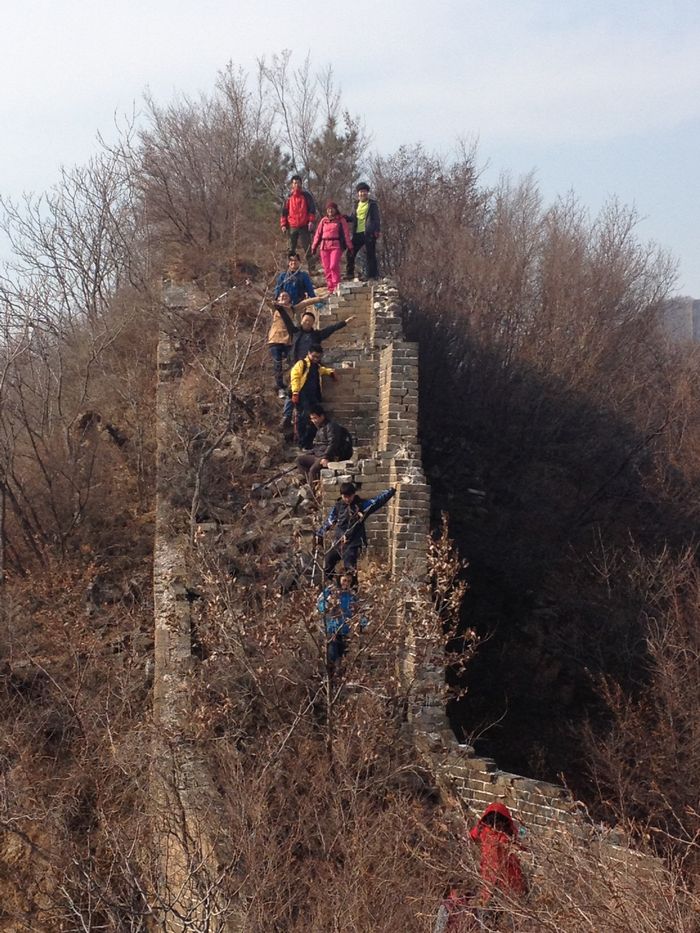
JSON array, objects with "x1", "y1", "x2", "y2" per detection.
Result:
[
  {"x1": 346, "y1": 182, "x2": 381, "y2": 281},
  {"x1": 289, "y1": 345, "x2": 337, "y2": 449}
]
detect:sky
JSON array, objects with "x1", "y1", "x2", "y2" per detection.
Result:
[{"x1": 2, "y1": 0, "x2": 699, "y2": 294}]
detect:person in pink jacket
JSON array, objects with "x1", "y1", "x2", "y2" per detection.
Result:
[{"x1": 312, "y1": 201, "x2": 352, "y2": 295}]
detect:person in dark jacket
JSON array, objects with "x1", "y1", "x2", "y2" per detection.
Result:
[
  {"x1": 274, "y1": 252, "x2": 316, "y2": 306},
  {"x1": 280, "y1": 175, "x2": 317, "y2": 263},
  {"x1": 346, "y1": 182, "x2": 381, "y2": 281},
  {"x1": 296, "y1": 404, "x2": 351, "y2": 486},
  {"x1": 275, "y1": 305, "x2": 354, "y2": 366},
  {"x1": 317, "y1": 482, "x2": 396, "y2": 579},
  {"x1": 469, "y1": 803, "x2": 527, "y2": 909}
]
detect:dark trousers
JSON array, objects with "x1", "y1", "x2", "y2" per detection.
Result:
[
  {"x1": 288, "y1": 227, "x2": 314, "y2": 269},
  {"x1": 346, "y1": 232, "x2": 378, "y2": 279},
  {"x1": 295, "y1": 408, "x2": 318, "y2": 449},
  {"x1": 324, "y1": 541, "x2": 362, "y2": 579},
  {"x1": 269, "y1": 343, "x2": 290, "y2": 390},
  {"x1": 297, "y1": 453, "x2": 324, "y2": 484},
  {"x1": 326, "y1": 632, "x2": 347, "y2": 664}
]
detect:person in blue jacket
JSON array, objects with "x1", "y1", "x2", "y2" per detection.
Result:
[
  {"x1": 316, "y1": 572, "x2": 368, "y2": 664},
  {"x1": 317, "y1": 482, "x2": 396, "y2": 579},
  {"x1": 274, "y1": 252, "x2": 316, "y2": 305}
]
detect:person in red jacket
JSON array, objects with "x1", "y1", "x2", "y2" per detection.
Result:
[
  {"x1": 470, "y1": 803, "x2": 527, "y2": 911},
  {"x1": 280, "y1": 175, "x2": 317, "y2": 265}
]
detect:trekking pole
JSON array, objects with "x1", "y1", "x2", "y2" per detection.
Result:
[
  {"x1": 333, "y1": 513, "x2": 365, "y2": 553},
  {"x1": 310, "y1": 534, "x2": 322, "y2": 587},
  {"x1": 194, "y1": 281, "x2": 250, "y2": 315},
  {"x1": 250, "y1": 464, "x2": 297, "y2": 496}
]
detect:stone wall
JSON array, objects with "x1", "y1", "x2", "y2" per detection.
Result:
[
  {"x1": 319, "y1": 282, "x2": 657, "y2": 871},
  {"x1": 155, "y1": 278, "x2": 656, "y2": 907},
  {"x1": 319, "y1": 281, "x2": 430, "y2": 568},
  {"x1": 153, "y1": 284, "x2": 245, "y2": 932}
]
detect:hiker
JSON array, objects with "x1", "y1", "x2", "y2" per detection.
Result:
[
  {"x1": 278, "y1": 305, "x2": 354, "y2": 432},
  {"x1": 280, "y1": 175, "x2": 317, "y2": 263},
  {"x1": 346, "y1": 182, "x2": 381, "y2": 281},
  {"x1": 469, "y1": 803, "x2": 527, "y2": 911},
  {"x1": 296, "y1": 404, "x2": 353, "y2": 487},
  {"x1": 434, "y1": 884, "x2": 479, "y2": 932},
  {"x1": 317, "y1": 482, "x2": 396, "y2": 579},
  {"x1": 274, "y1": 251, "x2": 316, "y2": 306},
  {"x1": 267, "y1": 290, "x2": 322, "y2": 397},
  {"x1": 290, "y1": 345, "x2": 337, "y2": 450},
  {"x1": 276, "y1": 305, "x2": 354, "y2": 367},
  {"x1": 316, "y1": 572, "x2": 367, "y2": 665},
  {"x1": 312, "y1": 201, "x2": 353, "y2": 295}
]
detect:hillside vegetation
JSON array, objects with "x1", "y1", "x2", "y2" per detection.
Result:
[{"x1": 0, "y1": 55, "x2": 698, "y2": 930}]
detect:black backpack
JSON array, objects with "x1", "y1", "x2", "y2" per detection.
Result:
[{"x1": 337, "y1": 425, "x2": 354, "y2": 460}]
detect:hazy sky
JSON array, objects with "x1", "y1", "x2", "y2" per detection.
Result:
[{"x1": 2, "y1": 0, "x2": 699, "y2": 293}]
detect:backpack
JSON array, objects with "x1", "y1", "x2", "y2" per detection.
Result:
[{"x1": 337, "y1": 425, "x2": 354, "y2": 460}]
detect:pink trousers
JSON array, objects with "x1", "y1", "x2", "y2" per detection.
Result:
[{"x1": 320, "y1": 246, "x2": 343, "y2": 292}]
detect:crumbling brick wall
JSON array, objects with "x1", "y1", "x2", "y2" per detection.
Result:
[
  {"x1": 319, "y1": 281, "x2": 650, "y2": 859},
  {"x1": 320, "y1": 281, "x2": 429, "y2": 567}
]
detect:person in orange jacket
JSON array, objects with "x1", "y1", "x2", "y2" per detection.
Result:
[
  {"x1": 469, "y1": 803, "x2": 527, "y2": 907},
  {"x1": 280, "y1": 175, "x2": 317, "y2": 264}
]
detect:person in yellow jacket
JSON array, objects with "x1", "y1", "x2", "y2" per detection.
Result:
[
  {"x1": 289, "y1": 345, "x2": 337, "y2": 449},
  {"x1": 267, "y1": 290, "x2": 320, "y2": 397}
]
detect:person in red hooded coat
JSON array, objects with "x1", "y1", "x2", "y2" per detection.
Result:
[{"x1": 469, "y1": 802, "x2": 528, "y2": 907}]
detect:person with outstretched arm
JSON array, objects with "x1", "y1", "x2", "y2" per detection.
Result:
[
  {"x1": 267, "y1": 290, "x2": 323, "y2": 397},
  {"x1": 277, "y1": 304, "x2": 354, "y2": 432},
  {"x1": 274, "y1": 303, "x2": 355, "y2": 366},
  {"x1": 317, "y1": 482, "x2": 396, "y2": 579}
]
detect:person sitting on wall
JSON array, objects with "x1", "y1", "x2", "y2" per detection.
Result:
[
  {"x1": 296, "y1": 404, "x2": 353, "y2": 489},
  {"x1": 317, "y1": 482, "x2": 396, "y2": 579}
]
